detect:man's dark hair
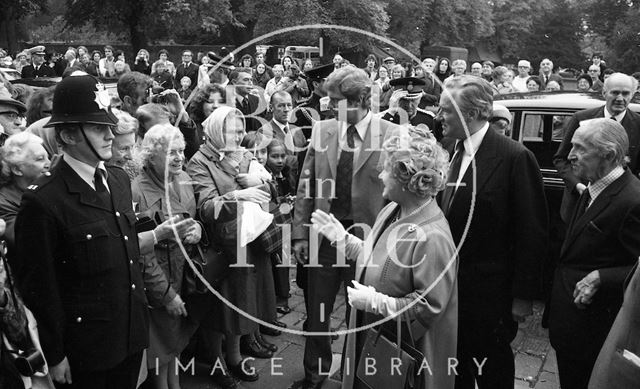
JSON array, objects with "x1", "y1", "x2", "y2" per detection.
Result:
[
  {"x1": 603, "y1": 68, "x2": 615, "y2": 76},
  {"x1": 229, "y1": 67, "x2": 253, "y2": 83},
  {"x1": 104, "y1": 45, "x2": 114, "y2": 52},
  {"x1": 117, "y1": 71, "x2": 153, "y2": 101}
]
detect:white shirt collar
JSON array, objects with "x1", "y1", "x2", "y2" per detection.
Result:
[
  {"x1": 461, "y1": 122, "x2": 490, "y2": 157},
  {"x1": 604, "y1": 108, "x2": 626, "y2": 122},
  {"x1": 63, "y1": 152, "x2": 106, "y2": 190},
  {"x1": 273, "y1": 119, "x2": 288, "y2": 132},
  {"x1": 341, "y1": 111, "x2": 372, "y2": 141}
]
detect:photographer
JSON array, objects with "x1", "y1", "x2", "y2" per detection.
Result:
[
  {"x1": 277, "y1": 64, "x2": 309, "y2": 106},
  {"x1": 133, "y1": 49, "x2": 151, "y2": 75},
  {"x1": 149, "y1": 89, "x2": 200, "y2": 160}
]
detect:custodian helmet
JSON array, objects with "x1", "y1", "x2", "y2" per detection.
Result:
[{"x1": 45, "y1": 73, "x2": 118, "y2": 127}]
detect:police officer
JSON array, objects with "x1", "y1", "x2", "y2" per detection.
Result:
[
  {"x1": 292, "y1": 63, "x2": 335, "y2": 140},
  {"x1": 380, "y1": 76, "x2": 436, "y2": 132},
  {"x1": 12, "y1": 74, "x2": 148, "y2": 389}
]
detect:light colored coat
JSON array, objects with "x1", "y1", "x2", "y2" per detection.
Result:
[
  {"x1": 292, "y1": 115, "x2": 401, "y2": 241},
  {"x1": 341, "y1": 200, "x2": 459, "y2": 389}
]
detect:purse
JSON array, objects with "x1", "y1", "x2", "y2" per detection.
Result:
[
  {"x1": 1, "y1": 242, "x2": 50, "y2": 385},
  {"x1": 182, "y1": 243, "x2": 229, "y2": 295},
  {"x1": 356, "y1": 317, "x2": 425, "y2": 389}
]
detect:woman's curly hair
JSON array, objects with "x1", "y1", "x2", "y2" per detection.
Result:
[{"x1": 382, "y1": 126, "x2": 450, "y2": 198}]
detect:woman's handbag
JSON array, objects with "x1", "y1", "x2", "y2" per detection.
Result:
[
  {"x1": 182, "y1": 243, "x2": 228, "y2": 295},
  {"x1": 356, "y1": 317, "x2": 425, "y2": 389},
  {"x1": 1, "y1": 242, "x2": 55, "y2": 388}
]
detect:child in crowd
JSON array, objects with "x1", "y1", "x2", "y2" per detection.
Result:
[
  {"x1": 264, "y1": 138, "x2": 296, "y2": 314},
  {"x1": 177, "y1": 76, "x2": 193, "y2": 102}
]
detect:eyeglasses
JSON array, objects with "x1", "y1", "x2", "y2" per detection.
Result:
[{"x1": 0, "y1": 112, "x2": 24, "y2": 120}]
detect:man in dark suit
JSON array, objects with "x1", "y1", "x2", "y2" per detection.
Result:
[
  {"x1": 12, "y1": 74, "x2": 148, "y2": 389},
  {"x1": 259, "y1": 90, "x2": 307, "y2": 178},
  {"x1": 380, "y1": 77, "x2": 436, "y2": 132},
  {"x1": 539, "y1": 58, "x2": 564, "y2": 90},
  {"x1": 292, "y1": 63, "x2": 334, "y2": 140},
  {"x1": 229, "y1": 67, "x2": 266, "y2": 133},
  {"x1": 548, "y1": 118, "x2": 640, "y2": 389},
  {"x1": 174, "y1": 49, "x2": 199, "y2": 90},
  {"x1": 437, "y1": 76, "x2": 548, "y2": 389},
  {"x1": 20, "y1": 49, "x2": 56, "y2": 79},
  {"x1": 61, "y1": 49, "x2": 85, "y2": 78},
  {"x1": 589, "y1": 261, "x2": 640, "y2": 388},
  {"x1": 291, "y1": 67, "x2": 401, "y2": 389},
  {"x1": 553, "y1": 72, "x2": 640, "y2": 222}
]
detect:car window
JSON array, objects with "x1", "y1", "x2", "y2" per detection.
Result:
[{"x1": 520, "y1": 112, "x2": 572, "y2": 142}]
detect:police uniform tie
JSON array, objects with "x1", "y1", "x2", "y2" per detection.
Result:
[
  {"x1": 93, "y1": 168, "x2": 112, "y2": 209},
  {"x1": 330, "y1": 125, "x2": 357, "y2": 220},
  {"x1": 441, "y1": 141, "x2": 465, "y2": 214}
]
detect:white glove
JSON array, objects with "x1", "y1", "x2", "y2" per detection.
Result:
[{"x1": 347, "y1": 280, "x2": 397, "y2": 317}]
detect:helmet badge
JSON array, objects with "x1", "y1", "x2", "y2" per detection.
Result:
[{"x1": 94, "y1": 82, "x2": 111, "y2": 112}]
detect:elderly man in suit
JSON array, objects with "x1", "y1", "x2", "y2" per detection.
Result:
[
  {"x1": 12, "y1": 74, "x2": 148, "y2": 389},
  {"x1": 174, "y1": 50, "x2": 199, "y2": 90},
  {"x1": 539, "y1": 58, "x2": 564, "y2": 90},
  {"x1": 549, "y1": 118, "x2": 640, "y2": 389},
  {"x1": 291, "y1": 67, "x2": 401, "y2": 389},
  {"x1": 553, "y1": 72, "x2": 640, "y2": 222},
  {"x1": 589, "y1": 261, "x2": 640, "y2": 388},
  {"x1": 437, "y1": 75, "x2": 548, "y2": 389},
  {"x1": 259, "y1": 90, "x2": 307, "y2": 178}
]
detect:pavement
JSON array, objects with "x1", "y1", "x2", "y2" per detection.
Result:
[{"x1": 180, "y1": 271, "x2": 559, "y2": 389}]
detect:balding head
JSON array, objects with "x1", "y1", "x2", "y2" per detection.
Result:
[{"x1": 603, "y1": 73, "x2": 636, "y2": 115}]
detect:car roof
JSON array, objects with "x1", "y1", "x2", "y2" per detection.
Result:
[{"x1": 495, "y1": 91, "x2": 640, "y2": 113}]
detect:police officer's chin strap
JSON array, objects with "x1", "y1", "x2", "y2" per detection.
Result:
[{"x1": 78, "y1": 124, "x2": 109, "y2": 162}]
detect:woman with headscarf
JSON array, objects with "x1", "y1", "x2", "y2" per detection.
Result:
[{"x1": 186, "y1": 106, "x2": 277, "y2": 387}]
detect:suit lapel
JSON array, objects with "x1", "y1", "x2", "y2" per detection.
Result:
[
  {"x1": 561, "y1": 171, "x2": 629, "y2": 256},
  {"x1": 61, "y1": 161, "x2": 112, "y2": 212},
  {"x1": 448, "y1": 129, "x2": 501, "y2": 212},
  {"x1": 354, "y1": 117, "x2": 383, "y2": 174},
  {"x1": 323, "y1": 120, "x2": 339, "y2": 178}
]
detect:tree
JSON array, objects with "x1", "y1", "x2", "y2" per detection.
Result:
[
  {"x1": 0, "y1": 0, "x2": 47, "y2": 53},
  {"x1": 608, "y1": 4, "x2": 640, "y2": 73}
]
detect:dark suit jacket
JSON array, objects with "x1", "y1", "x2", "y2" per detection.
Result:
[
  {"x1": 549, "y1": 170, "x2": 640, "y2": 362},
  {"x1": 12, "y1": 160, "x2": 149, "y2": 371},
  {"x1": 539, "y1": 72, "x2": 564, "y2": 90},
  {"x1": 174, "y1": 62, "x2": 199, "y2": 89},
  {"x1": 235, "y1": 93, "x2": 266, "y2": 133},
  {"x1": 441, "y1": 128, "x2": 548, "y2": 334},
  {"x1": 589, "y1": 261, "x2": 640, "y2": 388},
  {"x1": 553, "y1": 106, "x2": 640, "y2": 221},
  {"x1": 20, "y1": 64, "x2": 56, "y2": 79},
  {"x1": 61, "y1": 60, "x2": 86, "y2": 78}
]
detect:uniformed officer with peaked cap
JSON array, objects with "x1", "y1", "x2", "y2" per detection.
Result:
[
  {"x1": 380, "y1": 76, "x2": 435, "y2": 132},
  {"x1": 13, "y1": 74, "x2": 149, "y2": 389}
]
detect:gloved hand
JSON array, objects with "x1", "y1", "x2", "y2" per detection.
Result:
[
  {"x1": 310, "y1": 210, "x2": 347, "y2": 244},
  {"x1": 347, "y1": 280, "x2": 397, "y2": 317}
]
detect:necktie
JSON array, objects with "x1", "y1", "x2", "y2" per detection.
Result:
[
  {"x1": 241, "y1": 98, "x2": 249, "y2": 114},
  {"x1": 330, "y1": 125, "x2": 357, "y2": 220},
  {"x1": 94, "y1": 168, "x2": 109, "y2": 192},
  {"x1": 441, "y1": 141, "x2": 465, "y2": 214},
  {"x1": 611, "y1": 116, "x2": 617, "y2": 122},
  {"x1": 574, "y1": 188, "x2": 591, "y2": 220}
]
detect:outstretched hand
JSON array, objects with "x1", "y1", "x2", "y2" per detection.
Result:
[{"x1": 311, "y1": 210, "x2": 347, "y2": 243}]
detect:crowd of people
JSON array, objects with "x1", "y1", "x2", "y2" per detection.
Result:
[{"x1": 0, "y1": 42, "x2": 639, "y2": 389}]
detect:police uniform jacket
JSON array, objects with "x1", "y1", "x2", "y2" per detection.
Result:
[
  {"x1": 380, "y1": 108, "x2": 435, "y2": 132},
  {"x1": 12, "y1": 159, "x2": 149, "y2": 372},
  {"x1": 20, "y1": 64, "x2": 57, "y2": 79}
]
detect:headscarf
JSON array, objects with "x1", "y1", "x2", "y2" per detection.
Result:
[{"x1": 201, "y1": 105, "x2": 246, "y2": 168}]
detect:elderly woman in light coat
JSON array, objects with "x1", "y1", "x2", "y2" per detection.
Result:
[{"x1": 312, "y1": 127, "x2": 459, "y2": 389}]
